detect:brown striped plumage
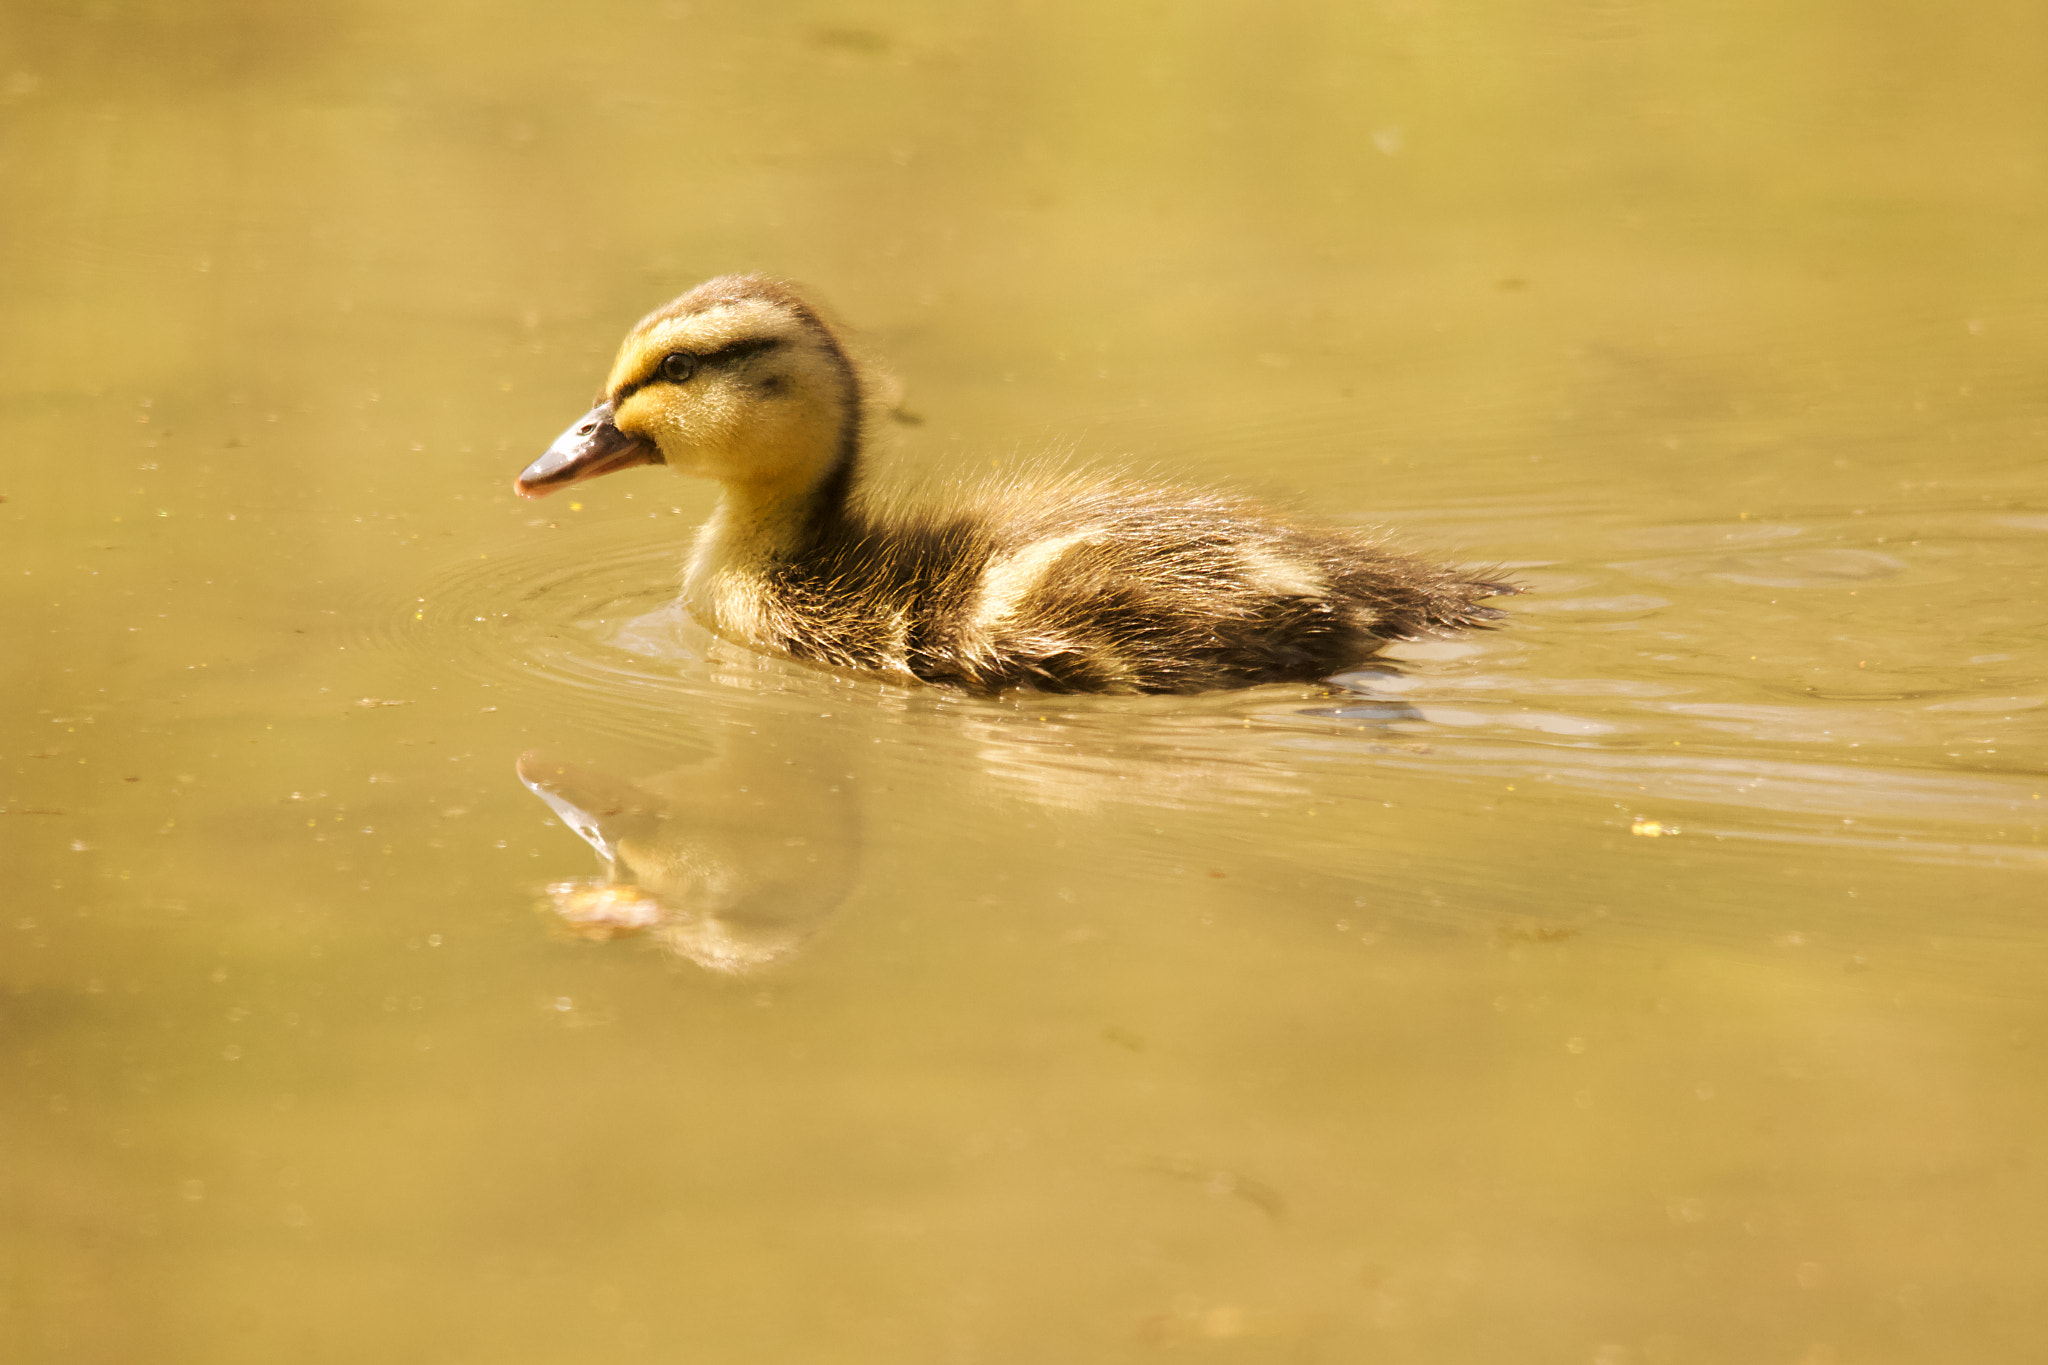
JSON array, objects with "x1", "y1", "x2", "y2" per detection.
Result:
[{"x1": 517, "y1": 275, "x2": 1512, "y2": 696}]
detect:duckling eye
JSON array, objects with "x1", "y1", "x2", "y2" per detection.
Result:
[{"x1": 659, "y1": 352, "x2": 698, "y2": 383}]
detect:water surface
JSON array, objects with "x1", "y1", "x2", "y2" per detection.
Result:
[{"x1": 3, "y1": 3, "x2": 2045, "y2": 1362}]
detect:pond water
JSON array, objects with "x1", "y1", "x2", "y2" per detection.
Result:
[{"x1": 4, "y1": 3, "x2": 2045, "y2": 1362}]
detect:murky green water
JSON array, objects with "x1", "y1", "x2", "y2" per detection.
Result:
[{"x1": 5, "y1": 3, "x2": 2046, "y2": 1361}]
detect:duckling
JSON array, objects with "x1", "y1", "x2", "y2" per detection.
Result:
[{"x1": 515, "y1": 275, "x2": 1511, "y2": 696}]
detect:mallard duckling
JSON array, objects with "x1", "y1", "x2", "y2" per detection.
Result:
[{"x1": 516, "y1": 275, "x2": 1511, "y2": 695}]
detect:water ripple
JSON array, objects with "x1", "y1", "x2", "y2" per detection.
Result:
[{"x1": 376, "y1": 507, "x2": 2044, "y2": 867}]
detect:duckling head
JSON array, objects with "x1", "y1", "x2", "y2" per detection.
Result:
[{"x1": 516, "y1": 275, "x2": 863, "y2": 502}]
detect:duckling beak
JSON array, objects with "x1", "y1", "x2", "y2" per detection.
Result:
[{"x1": 515, "y1": 403, "x2": 661, "y2": 498}]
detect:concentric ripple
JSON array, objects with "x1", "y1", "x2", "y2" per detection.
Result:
[
  {"x1": 372, "y1": 505, "x2": 2044, "y2": 866},
  {"x1": 381, "y1": 518, "x2": 842, "y2": 745}
]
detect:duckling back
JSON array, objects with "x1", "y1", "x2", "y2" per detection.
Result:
[{"x1": 738, "y1": 473, "x2": 1509, "y2": 696}]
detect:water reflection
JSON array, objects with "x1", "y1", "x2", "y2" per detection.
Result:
[{"x1": 516, "y1": 722, "x2": 860, "y2": 973}]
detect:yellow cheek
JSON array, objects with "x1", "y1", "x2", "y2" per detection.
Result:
[
  {"x1": 614, "y1": 390, "x2": 683, "y2": 446},
  {"x1": 618, "y1": 388, "x2": 738, "y2": 473}
]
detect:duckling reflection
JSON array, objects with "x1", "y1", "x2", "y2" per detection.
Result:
[
  {"x1": 1297, "y1": 668, "x2": 1430, "y2": 724},
  {"x1": 935, "y1": 671, "x2": 1441, "y2": 815},
  {"x1": 516, "y1": 731, "x2": 859, "y2": 973}
]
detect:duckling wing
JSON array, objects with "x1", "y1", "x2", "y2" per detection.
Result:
[
  {"x1": 751, "y1": 478, "x2": 1508, "y2": 697},
  {"x1": 932, "y1": 482, "x2": 1508, "y2": 694}
]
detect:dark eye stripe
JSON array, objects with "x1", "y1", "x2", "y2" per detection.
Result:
[
  {"x1": 700, "y1": 336, "x2": 783, "y2": 367},
  {"x1": 613, "y1": 336, "x2": 785, "y2": 402}
]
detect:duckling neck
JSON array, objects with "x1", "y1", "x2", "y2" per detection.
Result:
[
  {"x1": 697, "y1": 470, "x2": 850, "y2": 560},
  {"x1": 684, "y1": 442, "x2": 862, "y2": 631}
]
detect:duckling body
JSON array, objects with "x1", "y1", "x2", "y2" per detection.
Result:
[{"x1": 517, "y1": 275, "x2": 1510, "y2": 696}]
